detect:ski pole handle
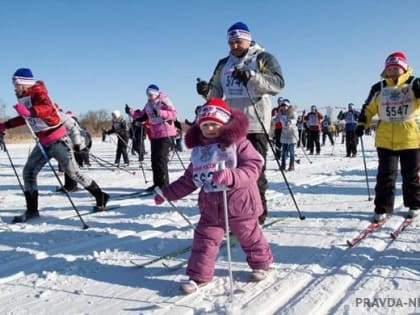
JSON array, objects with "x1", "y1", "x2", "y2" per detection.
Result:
[{"x1": 217, "y1": 161, "x2": 228, "y2": 190}]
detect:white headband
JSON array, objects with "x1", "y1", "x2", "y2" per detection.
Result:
[
  {"x1": 228, "y1": 29, "x2": 252, "y2": 42},
  {"x1": 13, "y1": 76, "x2": 35, "y2": 86}
]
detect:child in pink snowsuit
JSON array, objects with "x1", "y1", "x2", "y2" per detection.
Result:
[{"x1": 155, "y1": 98, "x2": 273, "y2": 293}]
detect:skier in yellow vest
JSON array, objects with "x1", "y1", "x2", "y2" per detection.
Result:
[{"x1": 356, "y1": 52, "x2": 420, "y2": 222}]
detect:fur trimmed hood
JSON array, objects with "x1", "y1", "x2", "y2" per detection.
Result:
[{"x1": 185, "y1": 108, "x2": 249, "y2": 148}]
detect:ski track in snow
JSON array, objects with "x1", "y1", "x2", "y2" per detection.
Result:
[{"x1": 0, "y1": 137, "x2": 418, "y2": 315}]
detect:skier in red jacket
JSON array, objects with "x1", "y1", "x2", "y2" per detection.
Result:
[{"x1": 0, "y1": 68, "x2": 109, "y2": 223}]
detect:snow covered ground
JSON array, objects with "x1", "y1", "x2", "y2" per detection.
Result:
[{"x1": 0, "y1": 135, "x2": 418, "y2": 315}]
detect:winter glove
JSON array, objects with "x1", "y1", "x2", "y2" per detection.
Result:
[
  {"x1": 125, "y1": 104, "x2": 131, "y2": 114},
  {"x1": 212, "y1": 169, "x2": 234, "y2": 186},
  {"x1": 0, "y1": 123, "x2": 6, "y2": 132},
  {"x1": 14, "y1": 104, "x2": 31, "y2": 117},
  {"x1": 154, "y1": 194, "x2": 165, "y2": 205},
  {"x1": 231, "y1": 69, "x2": 253, "y2": 84},
  {"x1": 196, "y1": 80, "x2": 209, "y2": 97},
  {"x1": 355, "y1": 125, "x2": 365, "y2": 137},
  {"x1": 73, "y1": 144, "x2": 81, "y2": 152}
]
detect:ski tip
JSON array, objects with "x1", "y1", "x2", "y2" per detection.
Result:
[{"x1": 130, "y1": 260, "x2": 146, "y2": 268}]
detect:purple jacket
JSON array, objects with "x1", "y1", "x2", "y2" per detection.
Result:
[
  {"x1": 131, "y1": 92, "x2": 177, "y2": 139},
  {"x1": 162, "y1": 109, "x2": 263, "y2": 221}
]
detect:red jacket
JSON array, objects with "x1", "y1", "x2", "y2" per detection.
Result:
[
  {"x1": 304, "y1": 111, "x2": 323, "y2": 131},
  {"x1": 271, "y1": 107, "x2": 282, "y2": 130},
  {"x1": 5, "y1": 81, "x2": 66, "y2": 144}
]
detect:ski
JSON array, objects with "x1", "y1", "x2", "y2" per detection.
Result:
[
  {"x1": 111, "y1": 167, "x2": 137, "y2": 175},
  {"x1": 390, "y1": 217, "x2": 414, "y2": 239},
  {"x1": 111, "y1": 190, "x2": 154, "y2": 200},
  {"x1": 9, "y1": 204, "x2": 123, "y2": 225},
  {"x1": 131, "y1": 216, "x2": 287, "y2": 269},
  {"x1": 90, "y1": 204, "x2": 122, "y2": 213},
  {"x1": 130, "y1": 246, "x2": 192, "y2": 268},
  {"x1": 346, "y1": 221, "x2": 385, "y2": 247},
  {"x1": 11, "y1": 213, "x2": 40, "y2": 224},
  {"x1": 162, "y1": 261, "x2": 186, "y2": 272}
]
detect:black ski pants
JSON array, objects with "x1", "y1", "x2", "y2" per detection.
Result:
[
  {"x1": 247, "y1": 133, "x2": 268, "y2": 220},
  {"x1": 151, "y1": 137, "x2": 171, "y2": 187},
  {"x1": 375, "y1": 148, "x2": 420, "y2": 214}
]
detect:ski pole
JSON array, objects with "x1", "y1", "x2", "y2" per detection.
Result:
[
  {"x1": 170, "y1": 137, "x2": 186, "y2": 170},
  {"x1": 156, "y1": 107, "x2": 186, "y2": 171},
  {"x1": 126, "y1": 105, "x2": 149, "y2": 183},
  {"x1": 109, "y1": 133, "x2": 131, "y2": 168},
  {"x1": 90, "y1": 154, "x2": 119, "y2": 171},
  {"x1": 24, "y1": 121, "x2": 89, "y2": 229},
  {"x1": 137, "y1": 124, "x2": 148, "y2": 184},
  {"x1": 219, "y1": 161, "x2": 234, "y2": 303},
  {"x1": 154, "y1": 186, "x2": 195, "y2": 229},
  {"x1": 117, "y1": 131, "x2": 148, "y2": 183},
  {"x1": 360, "y1": 137, "x2": 372, "y2": 201},
  {"x1": 108, "y1": 134, "x2": 120, "y2": 149},
  {"x1": 293, "y1": 133, "x2": 312, "y2": 164},
  {"x1": 134, "y1": 120, "x2": 149, "y2": 183},
  {"x1": 244, "y1": 87, "x2": 305, "y2": 220},
  {"x1": 3, "y1": 142, "x2": 25, "y2": 194},
  {"x1": 159, "y1": 119, "x2": 186, "y2": 171},
  {"x1": 90, "y1": 152, "x2": 137, "y2": 176}
]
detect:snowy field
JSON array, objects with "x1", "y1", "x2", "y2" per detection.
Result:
[{"x1": 0, "y1": 135, "x2": 418, "y2": 315}]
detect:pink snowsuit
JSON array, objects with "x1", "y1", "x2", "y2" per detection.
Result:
[
  {"x1": 161, "y1": 109, "x2": 273, "y2": 282},
  {"x1": 131, "y1": 92, "x2": 177, "y2": 139}
]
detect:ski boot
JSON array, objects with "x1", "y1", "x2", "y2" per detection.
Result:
[
  {"x1": 250, "y1": 269, "x2": 268, "y2": 282},
  {"x1": 12, "y1": 191, "x2": 40, "y2": 223},
  {"x1": 373, "y1": 213, "x2": 388, "y2": 224},
  {"x1": 288, "y1": 161, "x2": 295, "y2": 171},
  {"x1": 180, "y1": 279, "x2": 210, "y2": 294},
  {"x1": 86, "y1": 181, "x2": 109, "y2": 212}
]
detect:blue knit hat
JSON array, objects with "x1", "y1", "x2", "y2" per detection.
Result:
[
  {"x1": 227, "y1": 22, "x2": 252, "y2": 42},
  {"x1": 146, "y1": 84, "x2": 160, "y2": 96},
  {"x1": 12, "y1": 68, "x2": 35, "y2": 86}
]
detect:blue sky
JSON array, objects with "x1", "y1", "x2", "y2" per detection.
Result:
[{"x1": 1, "y1": 0, "x2": 420, "y2": 119}]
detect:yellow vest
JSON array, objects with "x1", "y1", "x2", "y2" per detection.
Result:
[{"x1": 363, "y1": 68, "x2": 420, "y2": 151}]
